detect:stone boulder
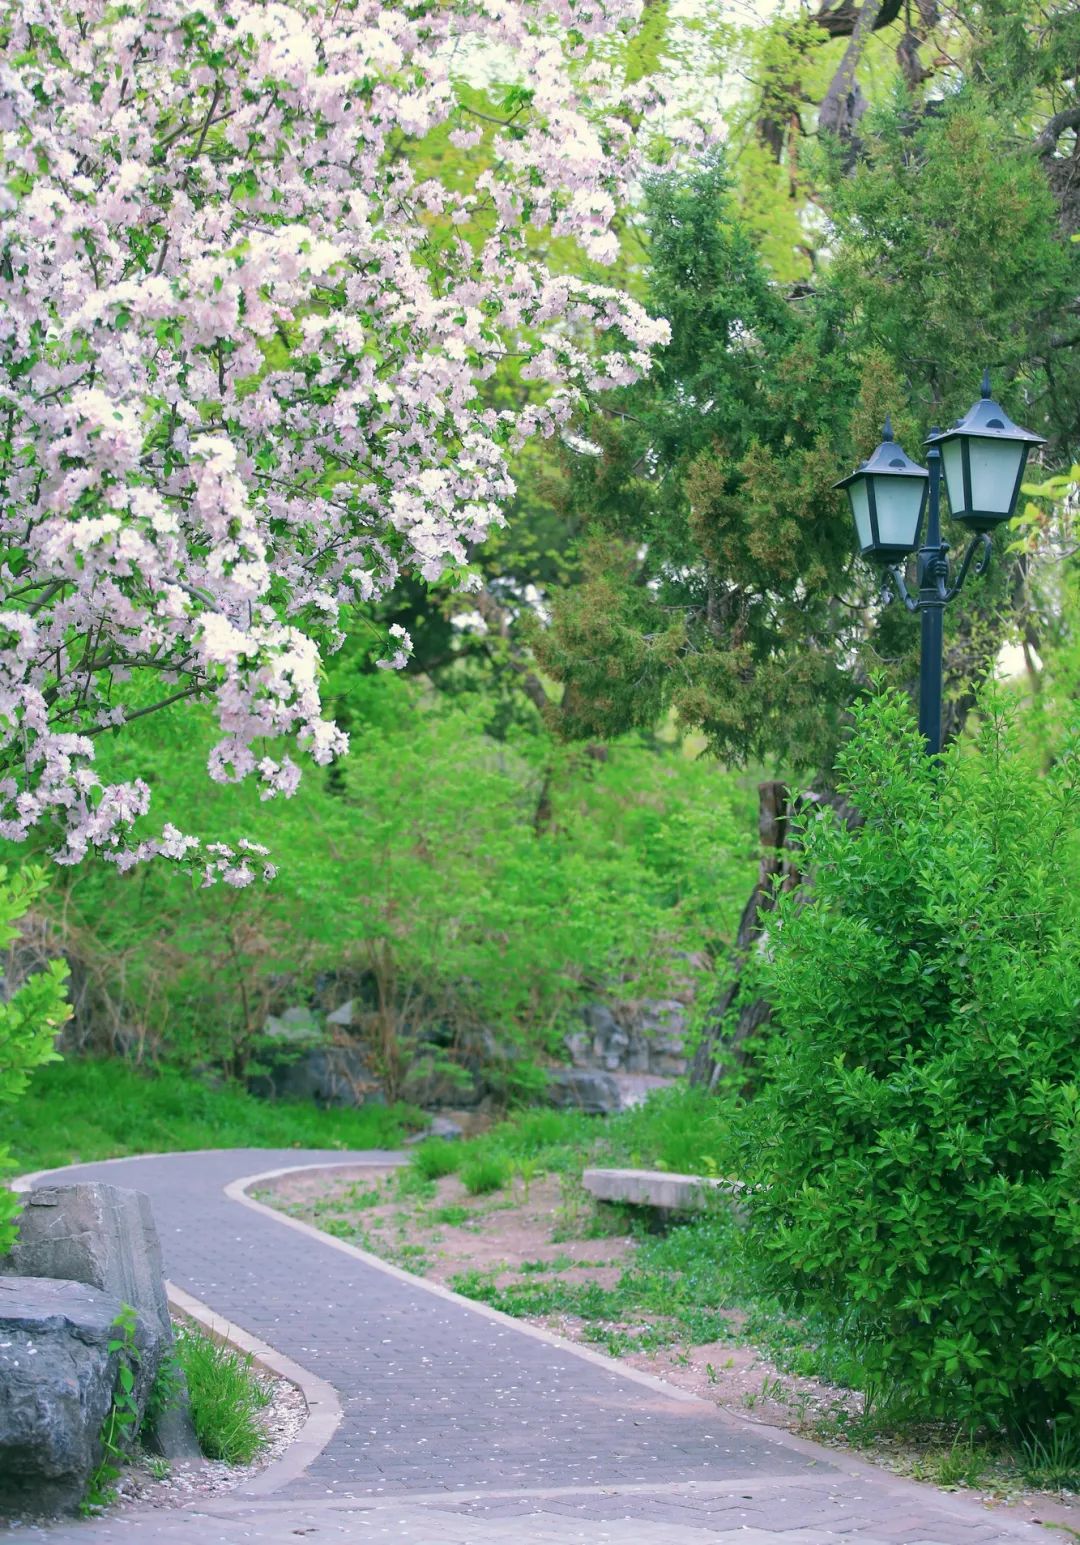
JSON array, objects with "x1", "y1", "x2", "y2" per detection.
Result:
[
  {"x1": 262, "y1": 1005, "x2": 323, "y2": 1042},
  {"x1": 545, "y1": 1068, "x2": 623, "y2": 1115},
  {"x1": 0, "y1": 1276, "x2": 161, "y2": 1516},
  {"x1": 405, "y1": 1114, "x2": 466, "y2": 1144},
  {"x1": 400, "y1": 1051, "x2": 484, "y2": 1110},
  {"x1": 636, "y1": 999, "x2": 688, "y2": 1076},
  {"x1": 0, "y1": 1184, "x2": 200, "y2": 1462},
  {"x1": 249, "y1": 1042, "x2": 382, "y2": 1108},
  {"x1": 569, "y1": 998, "x2": 688, "y2": 1079}
]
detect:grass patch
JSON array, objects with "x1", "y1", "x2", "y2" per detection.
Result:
[
  {"x1": 340, "y1": 1182, "x2": 385, "y2": 1209},
  {"x1": 602, "y1": 1084, "x2": 733, "y2": 1175},
  {"x1": 1018, "y1": 1426, "x2": 1080, "y2": 1492},
  {"x1": 9, "y1": 1059, "x2": 418, "y2": 1172},
  {"x1": 410, "y1": 1138, "x2": 462, "y2": 1181},
  {"x1": 520, "y1": 1254, "x2": 577, "y2": 1274},
  {"x1": 438, "y1": 1083, "x2": 736, "y2": 1192},
  {"x1": 174, "y1": 1325, "x2": 271, "y2": 1464},
  {"x1": 430, "y1": 1203, "x2": 473, "y2": 1226},
  {"x1": 459, "y1": 1151, "x2": 512, "y2": 1196},
  {"x1": 394, "y1": 1165, "x2": 437, "y2": 1201}
]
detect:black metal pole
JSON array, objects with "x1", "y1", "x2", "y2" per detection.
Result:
[{"x1": 917, "y1": 442, "x2": 945, "y2": 756}]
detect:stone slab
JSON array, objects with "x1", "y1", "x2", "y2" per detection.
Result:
[{"x1": 582, "y1": 1167, "x2": 740, "y2": 1210}]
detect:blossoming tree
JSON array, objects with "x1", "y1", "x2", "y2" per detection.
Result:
[{"x1": 0, "y1": 0, "x2": 681, "y2": 882}]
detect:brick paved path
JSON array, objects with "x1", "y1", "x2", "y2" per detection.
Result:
[{"x1": 4, "y1": 1151, "x2": 1056, "y2": 1544}]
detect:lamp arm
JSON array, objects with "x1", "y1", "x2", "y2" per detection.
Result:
[
  {"x1": 942, "y1": 533, "x2": 992, "y2": 603},
  {"x1": 882, "y1": 565, "x2": 921, "y2": 613}
]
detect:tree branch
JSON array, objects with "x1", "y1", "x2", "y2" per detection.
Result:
[
  {"x1": 85, "y1": 681, "x2": 210, "y2": 735},
  {"x1": 818, "y1": 0, "x2": 888, "y2": 141},
  {"x1": 813, "y1": 0, "x2": 902, "y2": 38},
  {"x1": 1035, "y1": 106, "x2": 1080, "y2": 157}
]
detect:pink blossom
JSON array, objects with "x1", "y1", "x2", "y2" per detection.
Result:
[{"x1": 0, "y1": 0, "x2": 696, "y2": 874}]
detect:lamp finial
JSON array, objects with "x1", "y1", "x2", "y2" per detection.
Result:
[
  {"x1": 882, "y1": 414, "x2": 893, "y2": 441},
  {"x1": 981, "y1": 367, "x2": 992, "y2": 399}
]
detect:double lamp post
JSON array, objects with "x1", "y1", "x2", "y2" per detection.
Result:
[{"x1": 836, "y1": 372, "x2": 1044, "y2": 754}]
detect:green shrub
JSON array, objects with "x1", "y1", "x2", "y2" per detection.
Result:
[
  {"x1": 737, "y1": 688, "x2": 1080, "y2": 1434},
  {"x1": 174, "y1": 1325, "x2": 271, "y2": 1464},
  {"x1": 460, "y1": 1151, "x2": 512, "y2": 1196},
  {"x1": 410, "y1": 1138, "x2": 462, "y2": 1181},
  {"x1": 0, "y1": 867, "x2": 69, "y2": 1252}
]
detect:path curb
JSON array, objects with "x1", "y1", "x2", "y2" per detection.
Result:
[{"x1": 165, "y1": 1281, "x2": 343, "y2": 1498}]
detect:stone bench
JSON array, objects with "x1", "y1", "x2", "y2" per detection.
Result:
[{"x1": 581, "y1": 1167, "x2": 742, "y2": 1213}]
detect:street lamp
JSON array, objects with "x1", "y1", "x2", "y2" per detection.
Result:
[
  {"x1": 836, "y1": 372, "x2": 1045, "y2": 755},
  {"x1": 925, "y1": 372, "x2": 1045, "y2": 533},
  {"x1": 835, "y1": 416, "x2": 929, "y2": 561}
]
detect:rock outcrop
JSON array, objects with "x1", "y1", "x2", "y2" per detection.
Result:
[
  {"x1": 0, "y1": 1276, "x2": 161, "y2": 1516},
  {"x1": 545, "y1": 1068, "x2": 623, "y2": 1115},
  {"x1": 0, "y1": 1183, "x2": 200, "y2": 1463},
  {"x1": 566, "y1": 998, "x2": 689, "y2": 1079}
]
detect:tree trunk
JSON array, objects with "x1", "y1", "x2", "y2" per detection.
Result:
[{"x1": 690, "y1": 780, "x2": 860, "y2": 1090}]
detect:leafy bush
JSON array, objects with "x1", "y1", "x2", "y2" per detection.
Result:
[
  {"x1": 0, "y1": 867, "x2": 70, "y2": 1251},
  {"x1": 460, "y1": 1151, "x2": 512, "y2": 1196},
  {"x1": 410, "y1": 1139, "x2": 462, "y2": 1181},
  {"x1": 736, "y1": 688, "x2": 1080, "y2": 1434},
  {"x1": 174, "y1": 1325, "x2": 270, "y2": 1464}
]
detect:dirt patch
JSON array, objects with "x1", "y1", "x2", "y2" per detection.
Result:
[{"x1": 255, "y1": 1167, "x2": 633, "y2": 1289}]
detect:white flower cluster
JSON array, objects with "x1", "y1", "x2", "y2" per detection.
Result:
[{"x1": 0, "y1": 0, "x2": 701, "y2": 878}]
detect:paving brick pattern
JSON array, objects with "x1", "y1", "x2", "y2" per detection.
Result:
[{"x1": 9, "y1": 1150, "x2": 1052, "y2": 1544}]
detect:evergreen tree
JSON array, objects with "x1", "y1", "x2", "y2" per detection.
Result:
[{"x1": 534, "y1": 114, "x2": 1078, "y2": 774}]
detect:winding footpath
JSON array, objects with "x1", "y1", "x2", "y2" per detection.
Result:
[{"x1": 2, "y1": 1150, "x2": 1060, "y2": 1545}]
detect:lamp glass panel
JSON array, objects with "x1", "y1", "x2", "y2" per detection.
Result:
[
  {"x1": 941, "y1": 439, "x2": 966, "y2": 515},
  {"x1": 848, "y1": 479, "x2": 872, "y2": 550},
  {"x1": 965, "y1": 437, "x2": 1026, "y2": 517},
  {"x1": 871, "y1": 474, "x2": 923, "y2": 551}
]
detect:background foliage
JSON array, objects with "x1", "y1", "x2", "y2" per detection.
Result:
[{"x1": 5, "y1": 662, "x2": 755, "y2": 1083}]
